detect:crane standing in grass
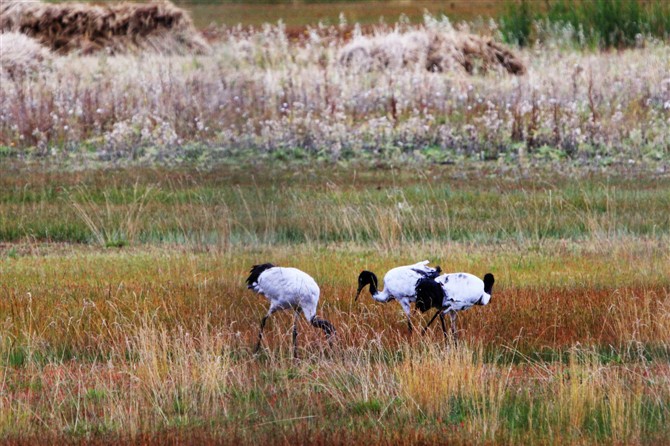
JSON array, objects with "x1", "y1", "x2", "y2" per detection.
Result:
[
  {"x1": 354, "y1": 260, "x2": 442, "y2": 333},
  {"x1": 415, "y1": 272, "x2": 495, "y2": 344},
  {"x1": 246, "y1": 263, "x2": 336, "y2": 358}
]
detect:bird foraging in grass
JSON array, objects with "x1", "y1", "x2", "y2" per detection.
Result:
[
  {"x1": 415, "y1": 272, "x2": 494, "y2": 344},
  {"x1": 355, "y1": 260, "x2": 441, "y2": 334},
  {"x1": 246, "y1": 263, "x2": 335, "y2": 358}
]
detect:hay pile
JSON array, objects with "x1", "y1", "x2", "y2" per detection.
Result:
[
  {"x1": 0, "y1": 31, "x2": 52, "y2": 78},
  {"x1": 0, "y1": 0, "x2": 209, "y2": 55},
  {"x1": 339, "y1": 30, "x2": 526, "y2": 75}
]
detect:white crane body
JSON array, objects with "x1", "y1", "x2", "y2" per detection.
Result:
[
  {"x1": 247, "y1": 264, "x2": 335, "y2": 357},
  {"x1": 415, "y1": 272, "x2": 495, "y2": 343},
  {"x1": 355, "y1": 260, "x2": 442, "y2": 333}
]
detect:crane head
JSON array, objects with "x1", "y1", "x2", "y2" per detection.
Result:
[{"x1": 355, "y1": 270, "x2": 378, "y2": 301}]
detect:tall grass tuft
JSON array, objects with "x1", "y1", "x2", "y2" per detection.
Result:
[{"x1": 68, "y1": 183, "x2": 153, "y2": 247}]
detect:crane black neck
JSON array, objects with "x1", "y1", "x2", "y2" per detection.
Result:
[
  {"x1": 368, "y1": 279, "x2": 378, "y2": 295},
  {"x1": 366, "y1": 271, "x2": 379, "y2": 295},
  {"x1": 358, "y1": 270, "x2": 379, "y2": 296}
]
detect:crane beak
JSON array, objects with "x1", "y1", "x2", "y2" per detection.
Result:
[{"x1": 354, "y1": 286, "x2": 363, "y2": 301}]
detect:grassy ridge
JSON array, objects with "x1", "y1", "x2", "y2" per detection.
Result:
[
  {"x1": 1, "y1": 166, "x2": 669, "y2": 247},
  {"x1": 45, "y1": 0, "x2": 670, "y2": 39},
  {"x1": 43, "y1": 0, "x2": 502, "y2": 28}
]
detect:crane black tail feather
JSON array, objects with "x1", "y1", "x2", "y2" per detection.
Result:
[
  {"x1": 483, "y1": 273, "x2": 495, "y2": 295},
  {"x1": 312, "y1": 316, "x2": 336, "y2": 340},
  {"x1": 411, "y1": 265, "x2": 442, "y2": 280}
]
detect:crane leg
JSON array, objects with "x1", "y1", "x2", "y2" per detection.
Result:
[
  {"x1": 422, "y1": 309, "x2": 442, "y2": 335},
  {"x1": 400, "y1": 300, "x2": 413, "y2": 335},
  {"x1": 292, "y1": 311, "x2": 299, "y2": 359},
  {"x1": 254, "y1": 313, "x2": 271, "y2": 353},
  {"x1": 439, "y1": 312, "x2": 449, "y2": 343},
  {"x1": 450, "y1": 311, "x2": 458, "y2": 345},
  {"x1": 311, "y1": 316, "x2": 336, "y2": 349}
]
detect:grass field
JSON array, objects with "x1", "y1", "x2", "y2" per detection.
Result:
[
  {"x1": 1, "y1": 165, "x2": 669, "y2": 444},
  {"x1": 2, "y1": 2, "x2": 670, "y2": 444}
]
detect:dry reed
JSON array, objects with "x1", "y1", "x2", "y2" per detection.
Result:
[{"x1": 3, "y1": 19, "x2": 665, "y2": 164}]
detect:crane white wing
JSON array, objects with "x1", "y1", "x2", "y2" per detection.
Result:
[
  {"x1": 256, "y1": 267, "x2": 320, "y2": 320},
  {"x1": 410, "y1": 260, "x2": 435, "y2": 273},
  {"x1": 439, "y1": 273, "x2": 489, "y2": 311},
  {"x1": 383, "y1": 261, "x2": 439, "y2": 300}
]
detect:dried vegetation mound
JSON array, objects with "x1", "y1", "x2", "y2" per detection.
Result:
[
  {"x1": 0, "y1": 31, "x2": 52, "y2": 78},
  {"x1": 0, "y1": 0, "x2": 209, "y2": 55},
  {"x1": 340, "y1": 29, "x2": 525, "y2": 75}
]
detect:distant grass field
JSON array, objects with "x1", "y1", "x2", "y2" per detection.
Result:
[
  {"x1": 1, "y1": 165, "x2": 669, "y2": 246},
  {"x1": 182, "y1": 0, "x2": 500, "y2": 28},
  {"x1": 44, "y1": 0, "x2": 502, "y2": 28},
  {"x1": 4, "y1": 20, "x2": 668, "y2": 167},
  {"x1": 1, "y1": 165, "x2": 669, "y2": 444}
]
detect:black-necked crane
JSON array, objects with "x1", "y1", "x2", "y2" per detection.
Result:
[
  {"x1": 415, "y1": 272, "x2": 495, "y2": 344},
  {"x1": 246, "y1": 263, "x2": 335, "y2": 358},
  {"x1": 354, "y1": 260, "x2": 441, "y2": 333}
]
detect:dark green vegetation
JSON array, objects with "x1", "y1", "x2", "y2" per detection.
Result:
[{"x1": 501, "y1": 0, "x2": 670, "y2": 48}]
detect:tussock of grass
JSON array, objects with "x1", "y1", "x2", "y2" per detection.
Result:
[
  {"x1": 0, "y1": 32, "x2": 52, "y2": 80},
  {"x1": 0, "y1": 0, "x2": 209, "y2": 55},
  {"x1": 339, "y1": 27, "x2": 525, "y2": 75}
]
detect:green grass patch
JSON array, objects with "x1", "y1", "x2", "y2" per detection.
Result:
[{"x1": 502, "y1": 0, "x2": 670, "y2": 48}]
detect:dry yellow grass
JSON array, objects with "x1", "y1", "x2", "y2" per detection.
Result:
[{"x1": 0, "y1": 0, "x2": 209, "y2": 55}]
